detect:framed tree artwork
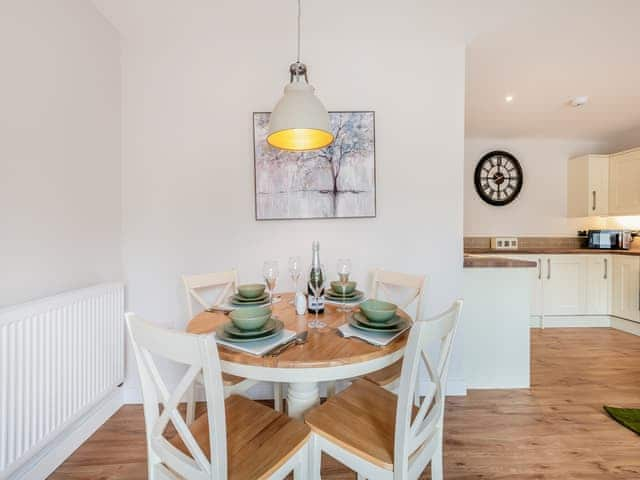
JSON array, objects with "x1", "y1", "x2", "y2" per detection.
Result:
[{"x1": 253, "y1": 111, "x2": 376, "y2": 220}]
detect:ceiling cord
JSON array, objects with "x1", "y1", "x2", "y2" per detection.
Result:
[{"x1": 297, "y1": 0, "x2": 301, "y2": 62}]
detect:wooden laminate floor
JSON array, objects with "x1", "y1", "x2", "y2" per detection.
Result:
[{"x1": 51, "y1": 328, "x2": 640, "y2": 479}]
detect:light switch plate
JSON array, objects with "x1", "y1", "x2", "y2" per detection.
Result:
[{"x1": 491, "y1": 237, "x2": 519, "y2": 250}]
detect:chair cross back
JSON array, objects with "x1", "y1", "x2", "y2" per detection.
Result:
[
  {"x1": 370, "y1": 269, "x2": 426, "y2": 319},
  {"x1": 126, "y1": 314, "x2": 228, "y2": 480},
  {"x1": 182, "y1": 271, "x2": 238, "y2": 318},
  {"x1": 393, "y1": 300, "x2": 462, "y2": 478}
]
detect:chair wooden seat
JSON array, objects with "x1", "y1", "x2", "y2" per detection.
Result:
[
  {"x1": 170, "y1": 395, "x2": 310, "y2": 479},
  {"x1": 363, "y1": 359, "x2": 403, "y2": 387},
  {"x1": 306, "y1": 379, "x2": 411, "y2": 470},
  {"x1": 222, "y1": 372, "x2": 246, "y2": 386}
]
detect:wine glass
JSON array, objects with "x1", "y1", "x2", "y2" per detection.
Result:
[
  {"x1": 288, "y1": 256, "x2": 302, "y2": 293},
  {"x1": 336, "y1": 258, "x2": 352, "y2": 312},
  {"x1": 307, "y1": 265, "x2": 326, "y2": 328},
  {"x1": 262, "y1": 260, "x2": 279, "y2": 308}
]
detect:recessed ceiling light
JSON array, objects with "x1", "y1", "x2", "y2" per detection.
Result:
[
  {"x1": 570, "y1": 96, "x2": 589, "y2": 107},
  {"x1": 505, "y1": 95, "x2": 514, "y2": 103}
]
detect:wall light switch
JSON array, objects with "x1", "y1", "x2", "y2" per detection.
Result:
[{"x1": 491, "y1": 237, "x2": 519, "y2": 250}]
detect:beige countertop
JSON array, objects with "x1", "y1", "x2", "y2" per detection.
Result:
[
  {"x1": 465, "y1": 248, "x2": 640, "y2": 256},
  {"x1": 463, "y1": 255, "x2": 537, "y2": 268}
]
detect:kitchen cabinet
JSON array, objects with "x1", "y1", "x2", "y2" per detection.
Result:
[
  {"x1": 586, "y1": 255, "x2": 611, "y2": 314},
  {"x1": 473, "y1": 253, "x2": 640, "y2": 324},
  {"x1": 611, "y1": 255, "x2": 640, "y2": 322},
  {"x1": 609, "y1": 148, "x2": 640, "y2": 215},
  {"x1": 567, "y1": 154, "x2": 609, "y2": 217},
  {"x1": 504, "y1": 254, "x2": 616, "y2": 319},
  {"x1": 508, "y1": 255, "x2": 587, "y2": 316},
  {"x1": 543, "y1": 255, "x2": 587, "y2": 315}
]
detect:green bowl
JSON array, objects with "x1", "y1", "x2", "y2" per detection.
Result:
[
  {"x1": 237, "y1": 283, "x2": 266, "y2": 299},
  {"x1": 229, "y1": 306, "x2": 271, "y2": 330},
  {"x1": 359, "y1": 299, "x2": 397, "y2": 322},
  {"x1": 330, "y1": 281, "x2": 356, "y2": 295}
]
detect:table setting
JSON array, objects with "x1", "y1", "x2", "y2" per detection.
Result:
[
  {"x1": 210, "y1": 294, "x2": 410, "y2": 355},
  {"x1": 325, "y1": 258, "x2": 366, "y2": 309},
  {"x1": 201, "y1": 247, "x2": 409, "y2": 355},
  {"x1": 337, "y1": 299, "x2": 411, "y2": 346},
  {"x1": 205, "y1": 265, "x2": 284, "y2": 312}
]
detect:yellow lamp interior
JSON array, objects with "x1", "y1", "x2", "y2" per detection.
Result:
[{"x1": 267, "y1": 128, "x2": 334, "y2": 151}]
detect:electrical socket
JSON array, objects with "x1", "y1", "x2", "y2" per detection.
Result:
[{"x1": 491, "y1": 237, "x2": 519, "y2": 250}]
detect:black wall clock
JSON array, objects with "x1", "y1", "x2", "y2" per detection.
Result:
[{"x1": 474, "y1": 150, "x2": 523, "y2": 206}]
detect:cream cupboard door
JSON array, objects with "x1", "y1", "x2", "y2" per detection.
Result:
[
  {"x1": 611, "y1": 255, "x2": 640, "y2": 321},
  {"x1": 506, "y1": 254, "x2": 543, "y2": 316},
  {"x1": 567, "y1": 155, "x2": 609, "y2": 216},
  {"x1": 543, "y1": 255, "x2": 587, "y2": 315},
  {"x1": 588, "y1": 155, "x2": 609, "y2": 216},
  {"x1": 586, "y1": 255, "x2": 611, "y2": 315},
  {"x1": 609, "y1": 148, "x2": 640, "y2": 215}
]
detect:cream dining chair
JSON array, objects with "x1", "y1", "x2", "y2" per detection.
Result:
[
  {"x1": 305, "y1": 300, "x2": 462, "y2": 480},
  {"x1": 126, "y1": 313, "x2": 310, "y2": 480},
  {"x1": 182, "y1": 271, "x2": 282, "y2": 425},
  {"x1": 362, "y1": 269, "x2": 426, "y2": 391}
]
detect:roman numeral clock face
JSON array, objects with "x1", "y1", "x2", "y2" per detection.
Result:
[{"x1": 474, "y1": 151, "x2": 523, "y2": 206}]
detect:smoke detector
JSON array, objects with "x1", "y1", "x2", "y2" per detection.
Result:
[{"x1": 570, "y1": 96, "x2": 589, "y2": 107}]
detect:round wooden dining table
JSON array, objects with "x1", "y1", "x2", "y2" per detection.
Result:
[{"x1": 187, "y1": 293, "x2": 411, "y2": 419}]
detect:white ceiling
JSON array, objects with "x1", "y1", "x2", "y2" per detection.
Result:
[
  {"x1": 465, "y1": 0, "x2": 640, "y2": 147},
  {"x1": 92, "y1": 0, "x2": 640, "y2": 148}
]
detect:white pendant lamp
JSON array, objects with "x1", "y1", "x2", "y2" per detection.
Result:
[{"x1": 267, "y1": 0, "x2": 333, "y2": 151}]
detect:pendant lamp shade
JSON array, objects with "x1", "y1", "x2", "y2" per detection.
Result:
[
  {"x1": 267, "y1": 0, "x2": 333, "y2": 152},
  {"x1": 267, "y1": 79, "x2": 333, "y2": 151}
]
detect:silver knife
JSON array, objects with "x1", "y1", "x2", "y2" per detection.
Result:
[
  {"x1": 205, "y1": 306, "x2": 230, "y2": 314},
  {"x1": 265, "y1": 331, "x2": 308, "y2": 356}
]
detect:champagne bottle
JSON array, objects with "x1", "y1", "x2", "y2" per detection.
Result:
[{"x1": 307, "y1": 240, "x2": 325, "y2": 314}]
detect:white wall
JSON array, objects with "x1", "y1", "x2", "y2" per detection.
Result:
[
  {"x1": 0, "y1": 1, "x2": 122, "y2": 307},
  {"x1": 106, "y1": 0, "x2": 467, "y2": 398},
  {"x1": 464, "y1": 138, "x2": 610, "y2": 236}
]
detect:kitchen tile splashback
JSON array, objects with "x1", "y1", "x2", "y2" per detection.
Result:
[{"x1": 464, "y1": 236, "x2": 587, "y2": 250}]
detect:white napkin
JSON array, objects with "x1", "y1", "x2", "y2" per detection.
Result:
[
  {"x1": 338, "y1": 323, "x2": 409, "y2": 346},
  {"x1": 215, "y1": 328, "x2": 296, "y2": 356}
]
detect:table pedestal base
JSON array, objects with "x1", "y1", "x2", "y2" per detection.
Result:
[{"x1": 287, "y1": 382, "x2": 320, "y2": 420}]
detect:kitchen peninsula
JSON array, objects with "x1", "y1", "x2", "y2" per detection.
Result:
[{"x1": 463, "y1": 254, "x2": 536, "y2": 389}]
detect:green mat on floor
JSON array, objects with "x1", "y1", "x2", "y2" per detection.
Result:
[{"x1": 604, "y1": 406, "x2": 640, "y2": 436}]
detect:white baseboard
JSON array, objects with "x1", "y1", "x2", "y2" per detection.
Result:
[
  {"x1": 610, "y1": 316, "x2": 640, "y2": 336},
  {"x1": 529, "y1": 314, "x2": 640, "y2": 336},
  {"x1": 123, "y1": 377, "x2": 468, "y2": 405},
  {"x1": 530, "y1": 315, "x2": 611, "y2": 328},
  {"x1": 9, "y1": 387, "x2": 123, "y2": 480},
  {"x1": 122, "y1": 382, "x2": 275, "y2": 404}
]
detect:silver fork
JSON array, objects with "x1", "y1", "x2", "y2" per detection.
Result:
[{"x1": 335, "y1": 327, "x2": 378, "y2": 346}]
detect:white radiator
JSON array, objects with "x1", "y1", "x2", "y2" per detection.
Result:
[{"x1": 0, "y1": 283, "x2": 125, "y2": 479}]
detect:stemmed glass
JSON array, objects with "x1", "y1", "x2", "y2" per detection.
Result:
[
  {"x1": 336, "y1": 258, "x2": 352, "y2": 312},
  {"x1": 262, "y1": 260, "x2": 279, "y2": 309},
  {"x1": 307, "y1": 264, "x2": 326, "y2": 328},
  {"x1": 288, "y1": 256, "x2": 302, "y2": 293}
]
